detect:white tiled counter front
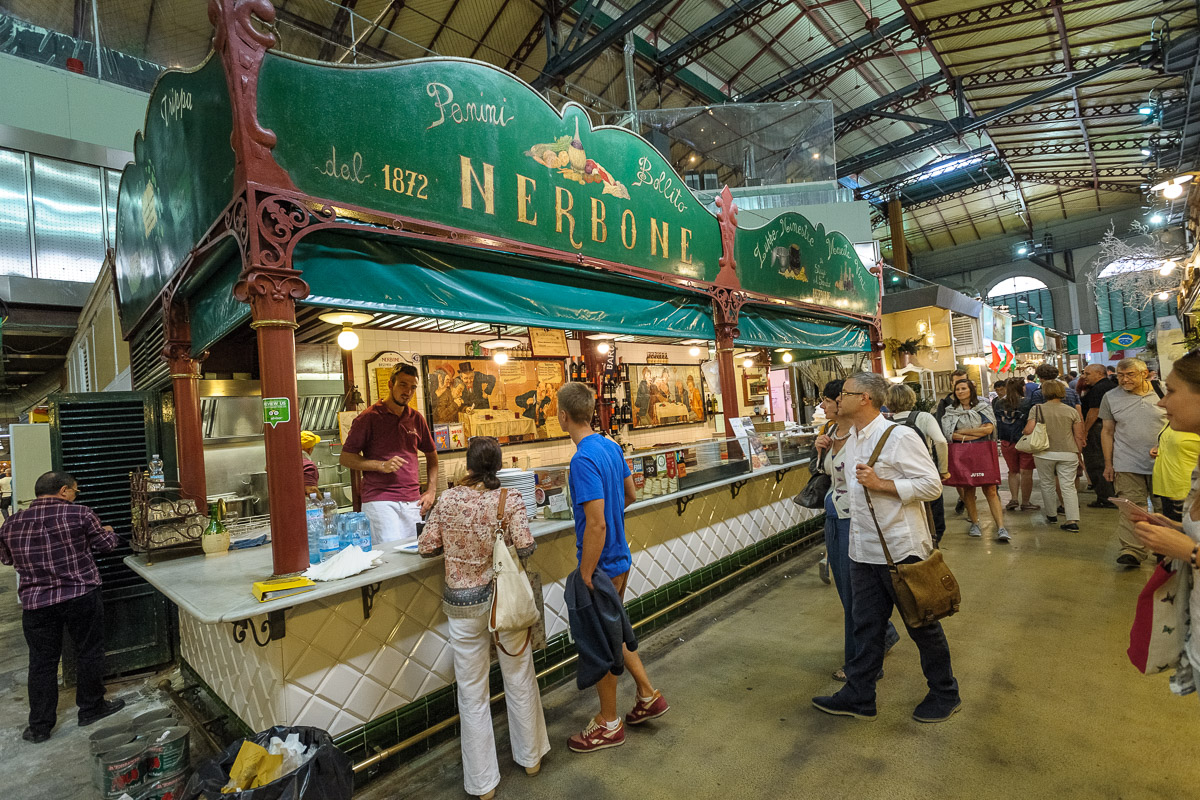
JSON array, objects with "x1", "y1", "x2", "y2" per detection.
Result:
[{"x1": 130, "y1": 462, "x2": 817, "y2": 736}]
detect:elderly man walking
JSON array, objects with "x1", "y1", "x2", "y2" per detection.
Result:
[
  {"x1": 1077, "y1": 364, "x2": 1117, "y2": 508},
  {"x1": 1100, "y1": 357, "x2": 1166, "y2": 566},
  {"x1": 811, "y1": 372, "x2": 960, "y2": 723}
]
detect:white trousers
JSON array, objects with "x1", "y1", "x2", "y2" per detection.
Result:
[
  {"x1": 1034, "y1": 454, "x2": 1080, "y2": 522},
  {"x1": 361, "y1": 499, "x2": 422, "y2": 544},
  {"x1": 448, "y1": 615, "x2": 551, "y2": 796}
]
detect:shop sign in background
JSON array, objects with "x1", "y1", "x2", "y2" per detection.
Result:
[
  {"x1": 114, "y1": 55, "x2": 236, "y2": 331},
  {"x1": 733, "y1": 212, "x2": 880, "y2": 314},
  {"x1": 627, "y1": 363, "x2": 707, "y2": 429},
  {"x1": 423, "y1": 356, "x2": 567, "y2": 448},
  {"x1": 257, "y1": 56, "x2": 722, "y2": 283}
]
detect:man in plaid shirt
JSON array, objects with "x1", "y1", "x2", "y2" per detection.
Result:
[{"x1": 0, "y1": 471, "x2": 126, "y2": 743}]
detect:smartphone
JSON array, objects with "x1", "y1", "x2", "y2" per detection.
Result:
[{"x1": 1109, "y1": 497, "x2": 1154, "y2": 522}]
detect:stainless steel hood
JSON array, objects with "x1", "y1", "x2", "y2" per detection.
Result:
[{"x1": 199, "y1": 379, "x2": 345, "y2": 442}]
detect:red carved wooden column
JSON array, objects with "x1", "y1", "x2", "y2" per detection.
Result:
[
  {"x1": 163, "y1": 294, "x2": 208, "y2": 512},
  {"x1": 235, "y1": 268, "x2": 310, "y2": 575},
  {"x1": 712, "y1": 187, "x2": 745, "y2": 441}
]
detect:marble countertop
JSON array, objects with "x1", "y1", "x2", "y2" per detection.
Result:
[{"x1": 124, "y1": 456, "x2": 808, "y2": 625}]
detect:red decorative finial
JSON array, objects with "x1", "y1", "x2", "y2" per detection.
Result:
[{"x1": 715, "y1": 185, "x2": 739, "y2": 288}]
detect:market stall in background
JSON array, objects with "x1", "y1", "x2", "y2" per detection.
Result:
[{"x1": 68, "y1": 0, "x2": 883, "y2": 775}]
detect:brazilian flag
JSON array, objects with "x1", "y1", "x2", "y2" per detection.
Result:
[{"x1": 1105, "y1": 328, "x2": 1146, "y2": 349}]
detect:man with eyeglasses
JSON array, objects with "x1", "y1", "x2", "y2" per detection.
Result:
[
  {"x1": 1099, "y1": 357, "x2": 1166, "y2": 566},
  {"x1": 0, "y1": 471, "x2": 125, "y2": 743},
  {"x1": 812, "y1": 373, "x2": 959, "y2": 724}
]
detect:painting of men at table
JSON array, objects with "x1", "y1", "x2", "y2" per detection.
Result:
[
  {"x1": 627, "y1": 363, "x2": 707, "y2": 429},
  {"x1": 424, "y1": 356, "x2": 567, "y2": 446}
]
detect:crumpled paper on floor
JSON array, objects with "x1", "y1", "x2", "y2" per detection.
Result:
[{"x1": 303, "y1": 545, "x2": 384, "y2": 581}]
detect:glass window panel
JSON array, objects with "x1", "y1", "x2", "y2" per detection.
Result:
[
  {"x1": 31, "y1": 155, "x2": 104, "y2": 283},
  {"x1": 106, "y1": 169, "x2": 121, "y2": 250},
  {"x1": 0, "y1": 148, "x2": 32, "y2": 277}
]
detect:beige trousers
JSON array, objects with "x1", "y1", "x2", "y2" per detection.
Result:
[{"x1": 1113, "y1": 472, "x2": 1156, "y2": 559}]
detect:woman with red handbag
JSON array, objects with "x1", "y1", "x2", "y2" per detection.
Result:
[{"x1": 941, "y1": 378, "x2": 1010, "y2": 542}]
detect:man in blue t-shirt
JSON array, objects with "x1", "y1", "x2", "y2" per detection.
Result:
[{"x1": 557, "y1": 381, "x2": 669, "y2": 753}]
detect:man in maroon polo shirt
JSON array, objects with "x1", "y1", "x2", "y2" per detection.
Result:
[
  {"x1": 341, "y1": 363, "x2": 439, "y2": 544},
  {"x1": 0, "y1": 471, "x2": 125, "y2": 743}
]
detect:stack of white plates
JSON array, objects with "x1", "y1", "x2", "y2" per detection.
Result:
[{"x1": 496, "y1": 468, "x2": 538, "y2": 518}]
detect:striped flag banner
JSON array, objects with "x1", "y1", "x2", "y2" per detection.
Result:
[{"x1": 1069, "y1": 333, "x2": 1105, "y2": 355}]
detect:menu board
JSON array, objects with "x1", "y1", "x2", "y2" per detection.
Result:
[
  {"x1": 528, "y1": 327, "x2": 569, "y2": 358},
  {"x1": 423, "y1": 356, "x2": 568, "y2": 449}
]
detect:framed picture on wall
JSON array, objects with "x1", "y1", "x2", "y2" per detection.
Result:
[
  {"x1": 422, "y1": 356, "x2": 569, "y2": 450},
  {"x1": 625, "y1": 363, "x2": 707, "y2": 429},
  {"x1": 528, "y1": 327, "x2": 569, "y2": 358},
  {"x1": 742, "y1": 367, "x2": 768, "y2": 405}
]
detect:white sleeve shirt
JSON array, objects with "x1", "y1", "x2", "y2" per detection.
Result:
[{"x1": 845, "y1": 414, "x2": 945, "y2": 565}]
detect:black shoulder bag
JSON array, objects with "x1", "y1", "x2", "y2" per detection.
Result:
[{"x1": 794, "y1": 422, "x2": 834, "y2": 509}]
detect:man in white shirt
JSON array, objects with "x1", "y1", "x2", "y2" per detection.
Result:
[{"x1": 812, "y1": 372, "x2": 961, "y2": 723}]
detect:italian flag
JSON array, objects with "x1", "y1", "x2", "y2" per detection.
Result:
[{"x1": 1069, "y1": 333, "x2": 1106, "y2": 355}]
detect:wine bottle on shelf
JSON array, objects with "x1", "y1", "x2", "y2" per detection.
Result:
[{"x1": 569, "y1": 356, "x2": 578, "y2": 381}]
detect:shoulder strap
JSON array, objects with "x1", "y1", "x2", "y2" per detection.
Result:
[
  {"x1": 863, "y1": 424, "x2": 901, "y2": 570},
  {"x1": 902, "y1": 412, "x2": 919, "y2": 430},
  {"x1": 1152, "y1": 380, "x2": 1164, "y2": 399},
  {"x1": 867, "y1": 423, "x2": 897, "y2": 467},
  {"x1": 496, "y1": 488, "x2": 508, "y2": 525}
]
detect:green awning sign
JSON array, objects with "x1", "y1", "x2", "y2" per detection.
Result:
[{"x1": 262, "y1": 397, "x2": 291, "y2": 428}]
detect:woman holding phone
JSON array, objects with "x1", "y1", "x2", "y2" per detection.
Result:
[{"x1": 1130, "y1": 352, "x2": 1200, "y2": 680}]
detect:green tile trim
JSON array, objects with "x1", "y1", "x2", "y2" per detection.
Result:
[{"x1": 342, "y1": 513, "x2": 825, "y2": 788}]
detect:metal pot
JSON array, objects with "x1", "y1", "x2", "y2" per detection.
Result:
[{"x1": 243, "y1": 471, "x2": 271, "y2": 516}]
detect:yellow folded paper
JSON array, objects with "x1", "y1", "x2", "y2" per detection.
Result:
[
  {"x1": 250, "y1": 752, "x2": 285, "y2": 788},
  {"x1": 222, "y1": 740, "x2": 269, "y2": 793},
  {"x1": 252, "y1": 576, "x2": 316, "y2": 602}
]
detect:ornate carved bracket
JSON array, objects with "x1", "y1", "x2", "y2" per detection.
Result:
[
  {"x1": 714, "y1": 186, "x2": 741, "y2": 290},
  {"x1": 710, "y1": 285, "x2": 744, "y2": 339},
  {"x1": 208, "y1": 0, "x2": 296, "y2": 191},
  {"x1": 253, "y1": 193, "x2": 336, "y2": 270},
  {"x1": 234, "y1": 268, "x2": 311, "y2": 321}
]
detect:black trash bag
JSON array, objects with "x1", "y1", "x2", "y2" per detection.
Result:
[{"x1": 180, "y1": 725, "x2": 353, "y2": 800}]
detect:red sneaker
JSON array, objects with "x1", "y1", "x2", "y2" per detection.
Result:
[
  {"x1": 567, "y1": 718, "x2": 625, "y2": 753},
  {"x1": 625, "y1": 690, "x2": 670, "y2": 725}
]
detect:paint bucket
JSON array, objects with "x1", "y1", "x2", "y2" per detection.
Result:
[
  {"x1": 131, "y1": 708, "x2": 177, "y2": 728},
  {"x1": 142, "y1": 771, "x2": 188, "y2": 800},
  {"x1": 96, "y1": 741, "x2": 145, "y2": 799},
  {"x1": 145, "y1": 725, "x2": 190, "y2": 780}
]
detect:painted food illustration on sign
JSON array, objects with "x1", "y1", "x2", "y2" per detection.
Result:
[
  {"x1": 771, "y1": 244, "x2": 808, "y2": 281},
  {"x1": 525, "y1": 117, "x2": 631, "y2": 199}
]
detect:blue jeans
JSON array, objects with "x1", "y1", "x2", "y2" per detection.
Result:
[
  {"x1": 824, "y1": 494, "x2": 898, "y2": 666},
  {"x1": 841, "y1": 559, "x2": 959, "y2": 712}
]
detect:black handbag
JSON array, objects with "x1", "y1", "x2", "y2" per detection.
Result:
[{"x1": 793, "y1": 422, "x2": 833, "y2": 509}]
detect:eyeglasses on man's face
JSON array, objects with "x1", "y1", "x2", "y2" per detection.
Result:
[{"x1": 838, "y1": 391, "x2": 866, "y2": 401}]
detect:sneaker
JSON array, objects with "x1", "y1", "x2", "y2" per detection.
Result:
[
  {"x1": 78, "y1": 698, "x2": 125, "y2": 727},
  {"x1": 1060, "y1": 523, "x2": 1080, "y2": 532},
  {"x1": 912, "y1": 695, "x2": 962, "y2": 723},
  {"x1": 1057, "y1": 505, "x2": 1065, "y2": 514},
  {"x1": 818, "y1": 556, "x2": 831, "y2": 585},
  {"x1": 1088, "y1": 500, "x2": 1116, "y2": 509},
  {"x1": 996, "y1": 528, "x2": 1011, "y2": 542},
  {"x1": 524, "y1": 759, "x2": 541, "y2": 777},
  {"x1": 1116, "y1": 551, "x2": 1142, "y2": 567},
  {"x1": 1045, "y1": 515, "x2": 1058, "y2": 523},
  {"x1": 812, "y1": 692, "x2": 876, "y2": 720},
  {"x1": 21, "y1": 727, "x2": 50, "y2": 744},
  {"x1": 968, "y1": 523, "x2": 982, "y2": 537},
  {"x1": 568, "y1": 718, "x2": 625, "y2": 752},
  {"x1": 954, "y1": 499, "x2": 965, "y2": 515},
  {"x1": 625, "y1": 690, "x2": 670, "y2": 725}
]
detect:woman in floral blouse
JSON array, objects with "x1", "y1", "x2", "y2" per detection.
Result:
[{"x1": 418, "y1": 436, "x2": 549, "y2": 800}]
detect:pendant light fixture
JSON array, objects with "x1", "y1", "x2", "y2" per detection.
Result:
[
  {"x1": 318, "y1": 311, "x2": 375, "y2": 351},
  {"x1": 479, "y1": 324, "x2": 521, "y2": 350}
]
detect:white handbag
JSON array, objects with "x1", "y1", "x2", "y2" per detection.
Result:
[
  {"x1": 1015, "y1": 405, "x2": 1050, "y2": 454},
  {"x1": 488, "y1": 488, "x2": 539, "y2": 655}
]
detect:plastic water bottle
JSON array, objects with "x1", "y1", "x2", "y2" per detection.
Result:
[
  {"x1": 305, "y1": 493, "x2": 322, "y2": 565},
  {"x1": 147, "y1": 454, "x2": 165, "y2": 490},
  {"x1": 357, "y1": 513, "x2": 374, "y2": 550},
  {"x1": 319, "y1": 492, "x2": 340, "y2": 562}
]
